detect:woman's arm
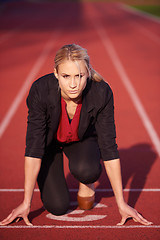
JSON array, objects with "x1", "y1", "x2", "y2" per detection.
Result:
[
  {"x1": 104, "y1": 159, "x2": 124, "y2": 206},
  {"x1": 0, "y1": 157, "x2": 41, "y2": 226},
  {"x1": 104, "y1": 159, "x2": 152, "y2": 225},
  {"x1": 24, "y1": 157, "x2": 41, "y2": 206}
]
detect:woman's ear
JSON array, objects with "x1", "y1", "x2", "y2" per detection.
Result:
[{"x1": 54, "y1": 68, "x2": 58, "y2": 79}]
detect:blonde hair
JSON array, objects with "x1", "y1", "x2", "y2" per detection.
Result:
[{"x1": 54, "y1": 44, "x2": 103, "y2": 82}]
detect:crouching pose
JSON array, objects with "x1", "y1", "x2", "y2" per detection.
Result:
[{"x1": 0, "y1": 44, "x2": 152, "y2": 226}]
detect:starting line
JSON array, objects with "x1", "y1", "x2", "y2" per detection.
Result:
[
  {"x1": 0, "y1": 188, "x2": 160, "y2": 192},
  {"x1": 0, "y1": 225, "x2": 159, "y2": 229}
]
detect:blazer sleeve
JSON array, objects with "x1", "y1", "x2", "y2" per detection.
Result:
[
  {"x1": 95, "y1": 86, "x2": 119, "y2": 161},
  {"x1": 25, "y1": 81, "x2": 47, "y2": 159}
]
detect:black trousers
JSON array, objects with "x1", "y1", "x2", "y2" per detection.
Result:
[{"x1": 37, "y1": 137, "x2": 102, "y2": 215}]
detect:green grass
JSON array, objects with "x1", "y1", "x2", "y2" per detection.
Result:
[{"x1": 132, "y1": 5, "x2": 160, "y2": 17}]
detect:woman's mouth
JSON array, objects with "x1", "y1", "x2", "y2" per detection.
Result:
[{"x1": 68, "y1": 90, "x2": 78, "y2": 94}]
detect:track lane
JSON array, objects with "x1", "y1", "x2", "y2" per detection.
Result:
[
  {"x1": 0, "y1": 2, "x2": 160, "y2": 239},
  {"x1": 0, "y1": 191, "x2": 160, "y2": 240},
  {"x1": 91, "y1": 2, "x2": 160, "y2": 138},
  {"x1": 0, "y1": 0, "x2": 160, "y2": 190}
]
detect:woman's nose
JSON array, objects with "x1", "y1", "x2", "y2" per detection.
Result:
[{"x1": 69, "y1": 78, "x2": 77, "y2": 88}]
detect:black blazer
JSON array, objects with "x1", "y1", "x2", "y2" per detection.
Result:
[{"x1": 25, "y1": 73, "x2": 119, "y2": 161}]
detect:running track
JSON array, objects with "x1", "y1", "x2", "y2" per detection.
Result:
[{"x1": 0, "y1": 1, "x2": 160, "y2": 240}]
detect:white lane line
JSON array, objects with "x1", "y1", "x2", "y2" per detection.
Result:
[
  {"x1": 95, "y1": 3, "x2": 159, "y2": 44},
  {"x1": 0, "y1": 30, "x2": 61, "y2": 139},
  {"x1": 0, "y1": 225, "x2": 159, "y2": 229},
  {"x1": 92, "y1": 20, "x2": 160, "y2": 157},
  {"x1": 97, "y1": 189, "x2": 160, "y2": 192},
  {"x1": 118, "y1": 4, "x2": 160, "y2": 44},
  {"x1": 119, "y1": 3, "x2": 160, "y2": 24},
  {"x1": 0, "y1": 188, "x2": 160, "y2": 192}
]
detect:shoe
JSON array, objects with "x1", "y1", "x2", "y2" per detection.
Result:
[{"x1": 77, "y1": 193, "x2": 95, "y2": 210}]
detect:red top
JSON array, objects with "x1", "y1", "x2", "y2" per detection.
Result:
[{"x1": 56, "y1": 97, "x2": 82, "y2": 143}]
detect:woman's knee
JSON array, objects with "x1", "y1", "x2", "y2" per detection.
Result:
[
  {"x1": 42, "y1": 196, "x2": 70, "y2": 216},
  {"x1": 70, "y1": 162, "x2": 102, "y2": 184}
]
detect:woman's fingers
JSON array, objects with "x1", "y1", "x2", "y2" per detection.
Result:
[
  {"x1": 0, "y1": 215, "x2": 32, "y2": 226},
  {"x1": 117, "y1": 213, "x2": 153, "y2": 226},
  {"x1": 117, "y1": 216, "x2": 127, "y2": 226},
  {"x1": 0, "y1": 213, "x2": 13, "y2": 225},
  {"x1": 118, "y1": 203, "x2": 153, "y2": 226},
  {"x1": 1, "y1": 211, "x2": 14, "y2": 223},
  {"x1": 0, "y1": 212, "x2": 16, "y2": 226},
  {"x1": 133, "y1": 218, "x2": 138, "y2": 222},
  {"x1": 135, "y1": 212, "x2": 153, "y2": 225},
  {"x1": 15, "y1": 216, "x2": 33, "y2": 226},
  {"x1": 132, "y1": 211, "x2": 152, "y2": 225},
  {"x1": 23, "y1": 216, "x2": 33, "y2": 226},
  {"x1": 15, "y1": 217, "x2": 21, "y2": 223},
  {"x1": 0, "y1": 203, "x2": 32, "y2": 226}
]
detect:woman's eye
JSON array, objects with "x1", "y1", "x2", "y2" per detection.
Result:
[
  {"x1": 75, "y1": 75, "x2": 83, "y2": 78},
  {"x1": 63, "y1": 75, "x2": 69, "y2": 78},
  {"x1": 62, "y1": 74, "x2": 83, "y2": 79}
]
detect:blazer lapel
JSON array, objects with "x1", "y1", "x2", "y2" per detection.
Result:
[{"x1": 47, "y1": 75, "x2": 61, "y2": 144}]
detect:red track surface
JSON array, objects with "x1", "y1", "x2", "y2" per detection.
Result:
[{"x1": 0, "y1": 1, "x2": 160, "y2": 240}]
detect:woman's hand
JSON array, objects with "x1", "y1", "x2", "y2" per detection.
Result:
[
  {"x1": 117, "y1": 202, "x2": 153, "y2": 226},
  {"x1": 0, "y1": 202, "x2": 32, "y2": 226}
]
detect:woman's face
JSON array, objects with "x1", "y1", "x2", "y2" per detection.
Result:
[{"x1": 54, "y1": 60, "x2": 88, "y2": 102}]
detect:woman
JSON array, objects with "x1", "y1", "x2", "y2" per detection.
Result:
[{"x1": 0, "y1": 44, "x2": 152, "y2": 226}]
